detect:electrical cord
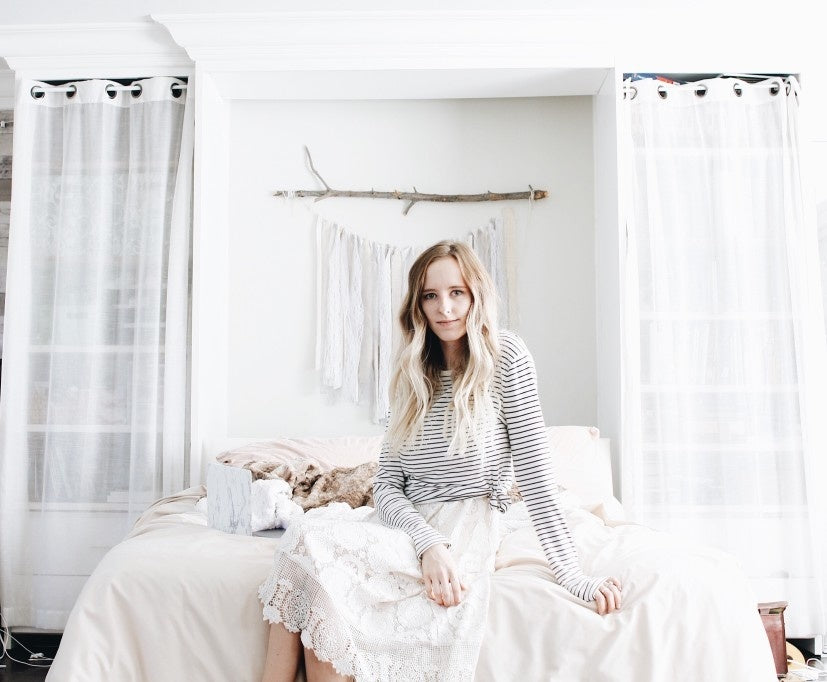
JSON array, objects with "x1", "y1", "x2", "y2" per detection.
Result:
[
  {"x1": 0, "y1": 608, "x2": 54, "y2": 669},
  {"x1": 786, "y1": 657, "x2": 827, "y2": 681}
]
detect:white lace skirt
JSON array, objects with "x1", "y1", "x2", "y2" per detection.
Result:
[{"x1": 258, "y1": 496, "x2": 499, "y2": 682}]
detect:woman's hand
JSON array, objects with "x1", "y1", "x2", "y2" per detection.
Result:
[
  {"x1": 421, "y1": 544, "x2": 467, "y2": 607},
  {"x1": 594, "y1": 577, "x2": 623, "y2": 615}
]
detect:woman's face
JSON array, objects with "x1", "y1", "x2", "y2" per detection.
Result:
[{"x1": 421, "y1": 256, "x2": 472, "y2": 346}]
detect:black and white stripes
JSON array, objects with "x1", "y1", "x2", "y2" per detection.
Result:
[{"x1": 373, "y1": 330, "x2": 606, "y2": 602}]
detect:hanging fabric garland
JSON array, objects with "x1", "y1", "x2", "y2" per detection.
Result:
[{"x1": 316, "y1": 217, "x2": 514, "y2": 423}]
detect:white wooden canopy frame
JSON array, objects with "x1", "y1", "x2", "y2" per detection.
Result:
[{"x1": 1, "y1": 8, "x2": 819, "y2": 490}]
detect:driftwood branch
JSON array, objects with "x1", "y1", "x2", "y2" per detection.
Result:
[
  {"x1": 304, "y1": 144, "x2": 331, "y2": 191},
  {"x1": 273, "y1": 146, "x2": 549, "y2": 215}
]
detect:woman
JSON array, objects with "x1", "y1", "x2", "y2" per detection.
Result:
[{"x1": 259, "y1": 240, "x2": 622, "y2": 682}]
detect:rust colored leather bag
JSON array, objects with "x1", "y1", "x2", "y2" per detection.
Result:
[{"x1": 758, "y1": 601, "x2": 788, "y2": 677}]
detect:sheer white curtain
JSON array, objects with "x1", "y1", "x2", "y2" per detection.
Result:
[
  {"x1": 0, "y1": 77, "x2": 193, "y2": 628},
  {"x1": 621, "y1": 76, "x2": 827, "y2": 637}
]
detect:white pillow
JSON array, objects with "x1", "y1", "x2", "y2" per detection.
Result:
[
  {"x1": 217, "y1": 435, "x2": 384, "y2": 471},
  {"x1": 215, "y1": 427, "x2": 624, "y2": 520},
  {"x1": 546, "y1": 425, "x2": 624, "y2": 521}
]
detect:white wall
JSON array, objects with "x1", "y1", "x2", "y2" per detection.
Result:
[
  {"x1": 3, "y1": 0, "x2": 665, "y2": 24},
  {"x1": 226, "y1": 96, "x2": 596, "y2": 437}
]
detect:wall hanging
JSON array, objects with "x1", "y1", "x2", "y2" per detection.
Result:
[{"x1": 315, "y1": 214, "x2": 516, "y2": 423}]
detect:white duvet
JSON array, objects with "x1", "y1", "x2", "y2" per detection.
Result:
[{"x1": 47, "y1": 487, "x2": 777, "y2": 682}]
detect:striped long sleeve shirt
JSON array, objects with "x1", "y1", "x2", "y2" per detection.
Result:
[{"x1": 372, "y1": 330, "x2": 606, "y2": 602}]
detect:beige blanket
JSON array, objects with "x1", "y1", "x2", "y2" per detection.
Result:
[{"x1": 47, "y1": 489, "x2": 777, "y2": 682}]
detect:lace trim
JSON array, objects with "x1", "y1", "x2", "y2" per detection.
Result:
[
  {"x1": 259, "y1": 499, "x2": 495, "y2": 682},
  {"x1": 260, "y1": 551, "x2": 482, "y2": 682}
]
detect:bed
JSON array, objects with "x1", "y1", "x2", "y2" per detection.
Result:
[{"x1": 46, "y1": 426, "x2": 778, "y2": 681}]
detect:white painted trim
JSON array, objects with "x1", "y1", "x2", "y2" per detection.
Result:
[
  {"x1": 206, "y1": 67, "x2": 611, "y2": 102},
  {"x1": 594, "y1": 68, "x2": 623, "y2": 501},
  {"x1": 151, "y1": 9, "x2": 811, "y2": 75},
  {"x1": 189, "y1": 67, "x2": 230, "y2": 486},
  {"x1": 153, "y1": 11, "x2": 618, "y2": 91},
  {"x1": 0, "y1": 22, "x2": 191, "y2": 77}
]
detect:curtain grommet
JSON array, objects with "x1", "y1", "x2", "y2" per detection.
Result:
[
  {"x1": 131, "y1": 83, "x2": 143, "y2": 98},
  {"x1": 30, "y1": 86, "x2": 45, "y2": 100},
  {"x1": 171, "y1": 83, "x2": 184, "y2": 99},
  {"x1": 657, "y1": 84, "x2": 668, "y2": 99},
  {"x1": 694, "y1": 84, "x2": 708, "y2": 97},
  {"x1": 65, "y1": 84, "x2": 77, "y2": 99},
  {"x1": 733, "y1": 82, "x2": 743, "y2": 97},
  {"x1": 105, "y1": 84, "x2": 118, "y2": 100}
]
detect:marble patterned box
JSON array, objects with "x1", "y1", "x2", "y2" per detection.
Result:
[
  {"x1": 206, "y1": 462, "x2": 253, "y2": 535},
  {"x1": 205, "y1": 462, "x2": 286, "y2": 539}
]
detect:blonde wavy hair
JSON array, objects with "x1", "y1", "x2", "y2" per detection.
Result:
[{"x1": 386, "y1": 241, "x2": 500, "y2": 457}]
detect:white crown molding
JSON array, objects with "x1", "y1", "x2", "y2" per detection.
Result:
[
  {"x1": 0, "y1": 11, "x2": 815, "y2": 101},
  {"x1": 0, "y1": 21, "x2": 192, "y2": 78},
  {"x1": 1, "y1": 11, "x2": 809, "y2": 85},
  {"x1": 150, "y1": 10, "x2": 813, "y2": 97},
  {"x1": 152, "y1": 10, "x2": 621, "y2": 73}
]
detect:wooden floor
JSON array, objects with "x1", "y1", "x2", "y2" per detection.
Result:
[{"x1": 0, "y1": 633, "x2": 60, "y2": 682}]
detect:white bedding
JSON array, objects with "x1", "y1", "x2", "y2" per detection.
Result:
[{"x1": 47, "y1": 486, "x2": 777, "y2": 682}]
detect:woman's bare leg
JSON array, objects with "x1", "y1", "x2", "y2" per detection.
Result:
[
  {"x1": 261, "y1": 623, "x2": 302, "y2": 682},
  {"x1": 304, "y1": 646, "x2": 353, "y2": 682}
]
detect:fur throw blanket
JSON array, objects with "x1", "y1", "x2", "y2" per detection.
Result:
[
  {"x1": 237, "y1": 458, "x2": 522, "y2": 510},
  {"x1": 242, "y1": 459, "x2": 378, "y2": 511}
]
